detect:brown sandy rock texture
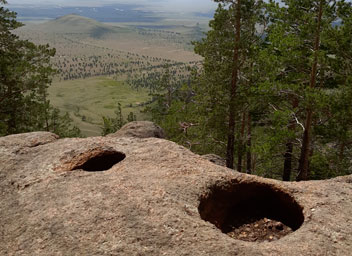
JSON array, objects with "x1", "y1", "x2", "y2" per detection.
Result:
[
  {"x1": 1, "y1": 132, "x2": 352, "y2": 256},
  {"x1": 107, "y1": 121, "x2": 165, "y2": 139}
]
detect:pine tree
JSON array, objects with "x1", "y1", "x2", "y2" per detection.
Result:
[
  {"x1": 265, "y1": 0, "x2": 352, "y2": 180},
  {"x1": 194, "y1": 0, "x2": 265, "y2": 169},
  {"x1": 0, "y1": 0, "x2": 80, "y2": 137},
  {"x1": 311, "y1": 1, "x2": 352, "y2": 177}
]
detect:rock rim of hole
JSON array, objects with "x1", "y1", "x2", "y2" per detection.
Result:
[
  {"x1": 54, "y1": 147, "x2": 125, "y2": 172},
  {"x1": 198, "y1": 180, "x2": 304, "y2": 242},
  {"x1": 72, "y1": 150, "x2": 126, "y2": 172}
]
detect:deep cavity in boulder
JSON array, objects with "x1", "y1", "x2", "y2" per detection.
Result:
[
  {"x1": 198, "y1": 180, "x2": 304, "y2": 241},
  {"x1": 73, "y1": 151, "x2": 126, "y2": 172}
]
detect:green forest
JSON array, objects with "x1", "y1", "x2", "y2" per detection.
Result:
[
  {"x1": 1, "y1": 0, "x2": 352, "y2": 181},
  {"x1": 134, "y1": 0, "x2": 352, "y2": 181}
]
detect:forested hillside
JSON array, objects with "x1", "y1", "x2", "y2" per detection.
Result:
[
  {"x1": 148, "y1": 0, "x2": 352, "y2": 181},
  {"x1": 14, "y1": 14, "x2": 203, "y2": 81},
  {"x1": 8, "y1": 11, "x2": 203, "y2": 136}
]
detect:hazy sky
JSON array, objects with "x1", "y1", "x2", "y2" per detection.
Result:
[{"x1": 7, "y1": 0, "x2": 217, "y2": 13}]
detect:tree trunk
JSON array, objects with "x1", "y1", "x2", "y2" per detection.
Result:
[
  {"x1": 45, "y1": 114, "x2": 49, "y2": 131},
  {"x1": 246, "y1": 112, "x2": 252, "y2": 174},
  {"x1": 297, "y1": 112, "x2": 313, "y2": 181},
  {"x1": 297, "y1": 0, "x2": 324, "y2": 181},
  {"x1": 43, "y1": 95, "x2": 49, "y2": 131},
  {"x1": 237, "y1": 112, "x2": 246, "y2": 172},
  {"x1": 226, "y1": 0, "x2": 241, "y2": 169},
  {"x1": 167, "y1": 84, "x2": 172, "y2": 109},
  {"x1": 283, "y1": 142, "x2": 293, "y2": 181},
  {"x1": 339, "y1": 141, "x2": 345, "y2": 161},
  {"x1": 283, "y1": 98, "x2": 298, "y2": 181},
  {"x1": 6, "y1": 84, "x2": 17, "y2": 134},
  {"x1": 252, "y1": 154, "x2": 257, "y2": 173}
]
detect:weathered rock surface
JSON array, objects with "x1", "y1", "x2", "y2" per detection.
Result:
[
  {"x1": 108, "y1": 121, "x2": 165, "y2": 139},
  {"x1": 1, "y1": 131, "x2": 351, "y2": 256}
]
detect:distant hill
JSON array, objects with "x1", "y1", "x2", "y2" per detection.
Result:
[
  {"x1": 35, "y1": 14, "x2": 125, "y2": 38},
  {"x1": 10, "y1": 4, "x2": 163, "y2": 23}
]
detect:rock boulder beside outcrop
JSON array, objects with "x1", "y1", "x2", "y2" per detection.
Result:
[
  {"x1": 202, "y1": 153, "x2": 226, "y2": 167},
  {"x1": 108, "y1": 121, "x2": 165, "y2": 139}
]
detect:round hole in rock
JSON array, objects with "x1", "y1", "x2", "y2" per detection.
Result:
[
  {"x1": 73, "y1": 151, "x2": 126, "y2": 172},
  {"x1": 198, "y1": 180, "x2": 304, "y2": 242}
]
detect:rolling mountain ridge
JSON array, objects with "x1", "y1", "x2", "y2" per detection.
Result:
[{"x1": 34, "y1": 14, "x2": 127, "y2": 38}]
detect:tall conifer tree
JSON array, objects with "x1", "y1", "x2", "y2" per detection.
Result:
[
  {"x1": 265, "y1": 0, "x2": 352, "y2": 180},
  {"x1": 194, "y1": 0, "x2": 265, "y2": 169}
]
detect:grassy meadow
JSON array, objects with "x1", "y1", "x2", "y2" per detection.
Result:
[{"x1": 48, "y1": 76, "x2": 151, "y2": 137}]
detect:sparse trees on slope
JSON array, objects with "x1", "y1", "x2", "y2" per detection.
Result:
[{"x1": 0, "y1": 1, "x2": 80, "y2": 137}]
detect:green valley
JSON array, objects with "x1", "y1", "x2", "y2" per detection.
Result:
[{"x1": 48, "y1": 77, "x2": 151, "y2": 136}]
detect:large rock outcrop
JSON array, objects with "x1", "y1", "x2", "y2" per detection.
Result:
[{"x1": 0, "y1": 130, "x2": 351, "y2": 255}]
